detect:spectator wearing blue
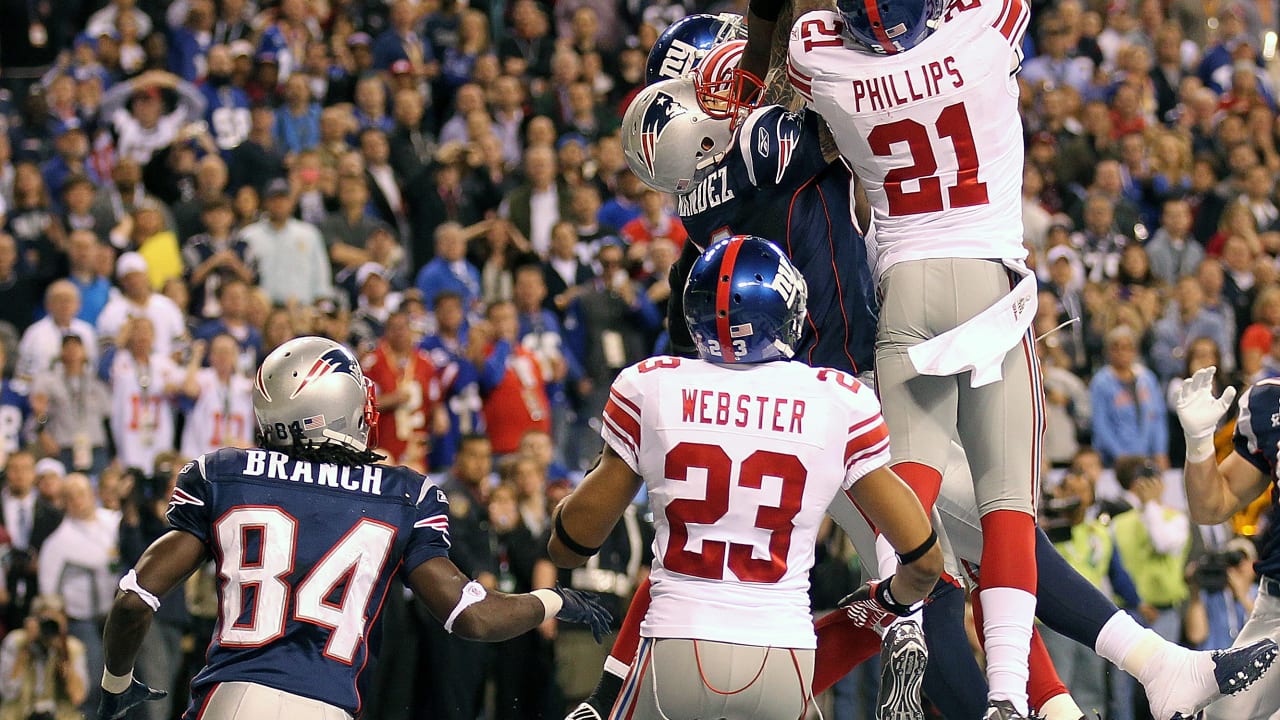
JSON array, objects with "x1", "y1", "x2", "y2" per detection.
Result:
[
  {"x1": 194, "y1": 279, "x2": 263, "y2": 375},
  {"x1": 1185, "y1": 535, "x2": 1257, "y2": 651},
  {"x1": 415, "y1": 221, "x2": 481, "y2": 310},
  {"x1": 63, "y1": 228, "x2": 110, "y2": 325},
  {"x1": 597, "y1": 170, "x2": 645, "y2": 235},
  {"x1": 169, "y1": 0, "x2": 216, "y2": 83},
  {"x1": 419, "y1": 291, "x2": 484, "y2": 469},
  {"x1": 199, "y1": 45, "x2": 253, "y2": 151},
  {"x1": 373, "y1": 0, "x2": 437, "y2": 75},
  {"x1": 1089, "y1": 325, "x2": 1169, "y2": 468},
  {"x1": 274, "y1": 74, "x2": 321, "y2": 154},
  {"x1": 1145, "y1": 198, "x2": 1204, "y2": 285},
  {"x1": 1150, "y1": 276, "x2": 1235, "y2": 382},
  {"x1": 513, "y1": 264, "x2": 583, "y2": 458},
  {"x1": 41, "y1": 121, "x2": 98, "y2": 204}
]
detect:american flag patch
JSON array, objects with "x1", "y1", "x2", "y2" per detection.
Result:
[{"x1": 302, "y1": 414, "x2": 326, "y2": 430}]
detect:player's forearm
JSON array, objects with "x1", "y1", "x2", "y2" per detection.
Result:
[
  {"x1": 451, "y1": 593, "x2": 551, "y2": 642},
  {"x1": 1182, "y1": 457, "x2": 1239, "y2": 525},
  {"x1": 102, "y1": 592, "x2": 155, "y2": 675},
  {"x1": 740, "y1": 11, "x2": 776, "y2": 84}
]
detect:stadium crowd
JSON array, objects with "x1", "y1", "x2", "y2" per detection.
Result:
[{"x1": 0, "y1": 0, "x2": 1277, "y2": 718}]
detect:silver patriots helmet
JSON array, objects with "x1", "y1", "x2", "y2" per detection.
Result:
[
  {"x1": 621, "y1": 75, "x2": 734, "y2": 195},
  {"x1": 253, "y1": 336, "x2": 379, "y2": 454}
]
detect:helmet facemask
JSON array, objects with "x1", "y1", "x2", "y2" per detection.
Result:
[{"x1": 693, "y1": 40, "x2": 765, "y2": 132}]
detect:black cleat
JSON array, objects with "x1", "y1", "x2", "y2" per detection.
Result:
[{"x1": 877, "y1": 619, "x2": 928, "y2": 720}]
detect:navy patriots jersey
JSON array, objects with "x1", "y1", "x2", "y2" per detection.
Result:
[
  {"x1": 676, "y1": 106, "x2": 877, "y2": 373},
  {"x1": 167, "y1": 447, "x2": 451, "y2": 717},
  {"x1": 1232, "y1": 379, "x2": 1280, "y2": 580}
]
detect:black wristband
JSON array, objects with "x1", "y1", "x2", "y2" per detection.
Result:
[
  {"x1": 554, "y1": 509, "x2": 602, "y2": 558},
  {"x1": 875, "y1": 576, "x2": 919, "y2": 616},
  {"x1": 896, "y1": 529, "x2": 938, "y2": 566},
  {"x1": 749, "y1": 0, "x2": 785, "y2": 22}
]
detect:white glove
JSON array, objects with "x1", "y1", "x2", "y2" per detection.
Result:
[{"x1": 1172, "y1": 366, "x2": 1236, "y2": 462}]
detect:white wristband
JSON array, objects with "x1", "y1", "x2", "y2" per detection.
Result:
[
  {"x1": 1184, "y1": 433, "x2": 1215, "y2": 464},
  {"x1": 443, "y1": 581, "x2": 487, "y2": 634},
  {"x1": 119, "y1": 570, "x2": 161, "y2": 612},
  {"x1": 102, "y1": 668, "x2": 133, "y2": 694},
  {"x1": 531, "y1": 589, "x2": 563, "y2": 623}
]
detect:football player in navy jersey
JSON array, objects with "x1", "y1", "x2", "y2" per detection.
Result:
[
  {"x1": 1175, "y1": 367, "x2": 1280, "y2": 719},
  {"x1": 97, "y1": 337, "x2": 609, "y2": 720}
]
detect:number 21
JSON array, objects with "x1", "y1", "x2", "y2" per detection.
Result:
[{"x1": 868, "y1": 102, "x2": 989, "y2": 216}]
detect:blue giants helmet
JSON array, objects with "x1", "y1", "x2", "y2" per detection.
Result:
[
  {"x1": 684, "y1": 236, "x2": 809, "y2": 364},
  {"x1": 836, "y1": 0, "x2": 944, "y2": 55},
  {"x1": 645, "y1": 13, "x2": 747, "y2": 85}
]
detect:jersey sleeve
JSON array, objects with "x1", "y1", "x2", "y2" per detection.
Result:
[
  {"x1": 786, "y1": 11, "x2": 838, "y2": 105},
  {"x1": 989, "y1": 0, "x2": 1030, "y2": 56},
  {"x1": 1233, "y1": 383, "x2": 1274, "y2": 476},
  {"x1": 736, "y1": 106, "x2": 828, "y2": 190},
  {"x1": 601, "y1": 364, "x2": 646, "y2": 473},
  {"x1": 814, "y1": 368, "x2": 892, "y2": 487},
  {"x1": 401, "y1": 480, "x2": 453, "y2": 575},
  {"x1": 166, "y1": 454, "x2": 214, "y2": 543}
]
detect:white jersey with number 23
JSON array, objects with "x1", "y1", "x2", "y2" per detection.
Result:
[
  {"x1": 601, "y1": 356, "x2": 891, "y2": 649},
  {"x1": 787, "y1": 0, "x2": 1030, "y2": 277}
]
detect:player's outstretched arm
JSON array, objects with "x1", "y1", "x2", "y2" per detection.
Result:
[
  {"x1": 846, "y1": 466, "x2": 943, "y2": 605},
  {"x1": 99, "y1": 529, "x2": 207, "y2": 719},
  {"x1": 408, "y1": 557, "x2": 611, "y2": 642},
  {"x1": 1174, "y1": 367, "x2": 1270, "y2": 524},
  {"x1": 740, "y1": 0, "x2": 784, "y2": 88},
  {"x1": 547, "y1": 445, "x2": 643, "y2": 569}
]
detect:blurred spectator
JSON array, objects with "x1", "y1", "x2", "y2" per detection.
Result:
[
  {"x1": 32, "y1": 459, "x2": 65, "y2": 513},
  {"x1": 1039, "y1": 338, "x2": 1092, "y2": 467},
  {"x1": 320, "y1": 174, "x2": 387, "y2": 271},
  {"x1": 192, "y1": 279, "x2": 262, "y2": 375},
  {"x1": 0, "y1": 450, "x2": 63, "y2": 629},
  {"x1": 363, "y1": 310, "x2": 444, "y2": 469},
  {"x1": 1150, "y1": 276, "x2": 1235, "y2": 382},
  {"x1": 420, "y1": 291, "x2": 484, "y2": 470},
  {"x1": 238, "y1": 178, "x2": 333, "y2": 304},
  {"x1": 1239, "y1": 286, "x2": 1280, "y2": 379},
  {"x1": 0, "y1": 594, "x2": 87, "y2": 720},
  {"x1": 227, "y1": 103, "x2": 287, "y2": 193},
  {"x1": 1185, "y1": 536, "x2": 1257, "y2": 651},
  {"x1": 202, "y1": 44, "x2": 253, "y2": 151},
  {"x1": 349, "y1": 263, "x2": 403, "y2": 352},
  {"x1": 274, "y1": 74, "x2": 322, "y2": 154},
  {"x1": 475, "y1": 300, "x2": 551, "y2": 457},
  {"x1": 1145, "y1": 198, "x2": 1204, "y2": 284},
  {"x1": 173, "y1": 154, "x2": 231, "y2": 242},
  {"x1": 514, "y1": 265, "x2": 580, "y2": 459},
  {"x1": 90, "y1": 159, "x2": 174, "y2": 249},
  {"x1": 1089, "y1": 325, "x2": 1168, "y2": 467},
  {"x1": 1111, "y1": 456, "x2": 1191, "y2": 647},
  {"x1": 501, "y1": 145, "x2": 572, "y2": 256},
  {"x1": 619, "y1": 188, "x2": 687, "y2": 250},
  {"x1": 388, "y1": 87, "x2": 437, "y2": 183},
  {"x1": 179, "y1": 335, "x2": 254, "y2": 458},
  {"x1": 374, "y1": 0, "x2": 438, "y2": 77},
  {"x1": 0, "y1": 233, "x2": 41, "y2": 332},
  {"x1": 1022, "y1": 16, "x2": 1095, "y2": 94},
  {"x1": 16, "y1": 280, "x2": 98, "y2": 381},
  {"x1": 62, "y1": 230, "x2": 110, "y2": 325},
  {"x1": 42, "y1": 122, "x2": 98, "y2": 200},
  {"x1": 517, "y1": 428, "x2": 572, "y2": 489},
  {"x1": 101, "y1": 71, "x2": 208, "y2": 165},
  {"x1": 96, "y1": 252, "x2": 188, "y2": 357},
  {"x1": 37, "y1": 472, "x2": 119, "y2": 713},
  {"x1": 406, "y1": 157, "x2": 489, "y2": 269},
  {"x1": 415, "y1": 221, "x2": 482, "y2": 310},
  {"x1": 498, "y1": 0, "x2": 555, "y2": 80},
  {"x1": 360, "y1": 128, "x2": 409, "y2": 235},
  {"x1": 183, "y1": 197, "x2": 257, "y2": 319},
  {"x1": 106, "y1": 317, "x2": 195, "y2": 474},
  {"x1": 543, "y1": 220, "x2": 595, "y2": 316},
  {"x1": 598, "y1": 171, "x2": 645, "y2": 233},
  {"x1": 127, "y1": 199, "x2": 185, "y2": 291},
  {"x1": 30, "y1": 334, "x2": 111, "y2": 474},
  {"x1": 1074, "y1": 194, "x2": 1131, "y2": 283},
  {"x1": 477, "y1": 219, "x2": 536, "y2": 305}
]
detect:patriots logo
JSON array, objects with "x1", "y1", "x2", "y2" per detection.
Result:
[
  {"x1": 639, "y1": 91, "x2": 689, "y2": 178},
  {"x1": 290, "y1": 348, "x2": 361, "y2": 399},
  {"x1": 775, "y1": 123, "x2": 799, "y2": 185},
  {"x1": 168, "y1": 487, "x2": 205, "y2": 509}
]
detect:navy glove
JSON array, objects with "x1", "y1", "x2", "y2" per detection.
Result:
[
  {"x1": 98, "y1": 677, "x2": 166, "y2": 720},
  {"x1": 553, "y1": 586, "x2": 613, "y2": 643}
]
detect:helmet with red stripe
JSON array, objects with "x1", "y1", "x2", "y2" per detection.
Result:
[
  {"x1": 836, "y1": 0, "x2": 944, "y2": 55},
  {"x1": 645, "y1": 12, "x2": 747, "y2": 85},
  {"x1": 692, "y1": 40, "x2": 764, "y2": 131},
  {"x1": 683, "y1": 235, "x2": 808, "y2": 364}
]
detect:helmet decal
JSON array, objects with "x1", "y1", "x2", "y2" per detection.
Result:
[
  {"x1": 639, "y1": 91, "x2": 688, "y2": 178},
  {"x1": 290, "y1": 347, "x2": 361, "y2": 399},
  {"x1": 255, "y1": 365, "x2": 273, "y2": 402}
]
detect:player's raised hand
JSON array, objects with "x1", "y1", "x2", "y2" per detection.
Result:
[
  {"x1": 98, "y1": 677, "x2": 166, "y2": 720},
  {"x1": 1173, "y1": 367, "x2": 1236, "y2": 440},
  {"x1": 552, "y1": 587, "x2": 612, "y2": 643}
]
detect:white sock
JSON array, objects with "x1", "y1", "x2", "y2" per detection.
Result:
[
  {"x1": 1094, "y1": 610, "x2": 1147, "y2": 668},
  {"x1": 1038, "y1": 692, "x2": 1084, "y2": 720},
  {"x1": 875, "y1": 533, "x2": 909, "y2": 631},
  {"x1": 978, "y1": 586, "x2": 1036, "y2": 716}
]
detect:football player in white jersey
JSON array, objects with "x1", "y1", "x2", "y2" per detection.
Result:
[
  {"x1": 179, "y1": 335, "x2": 255, "y2": 459},
  {"x1": 549, "y1": 235, "x2": 943, "y2": 720},
  {"x1": 784, "y1": 0, "x2": 1040, "y2": 716}
]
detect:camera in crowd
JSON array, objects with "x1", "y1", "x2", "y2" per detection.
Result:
[
  {"x1": 1039, "y1": 492, "x2": 1084, "y2": 544},
  {"x1": 1193, "y1": 548, "x2": 1249, "y2": 594}
]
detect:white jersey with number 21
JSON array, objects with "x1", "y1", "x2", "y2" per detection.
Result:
[
  {"x1": 601, "y1": 356, "x2": 892, "y2": 649},
  {"x1": 787, "y1": 0, "x2": 1030, "y2": 277}
]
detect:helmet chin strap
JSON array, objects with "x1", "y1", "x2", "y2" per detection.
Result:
[{"x1": 321, "y1": 428, "x2": 368, "y2": 453}]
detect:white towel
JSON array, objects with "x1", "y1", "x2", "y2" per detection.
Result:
[{"x1": 907, "y1": 260, "x2": 1038, "y2": 388}]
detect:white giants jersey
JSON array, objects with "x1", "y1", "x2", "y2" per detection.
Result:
[
  {"x1": 180, "y1": 368, "x2": 255, "y2": 459},
  {"x1": 109, "y1": 352, "x2": 183, "y2": 474},
  {"x1": 602, "y1": 357, "x2": 891, "y2": 649},
  {"x1": 787, "y1": 0, "x2": 1031, "y2": 276}
]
